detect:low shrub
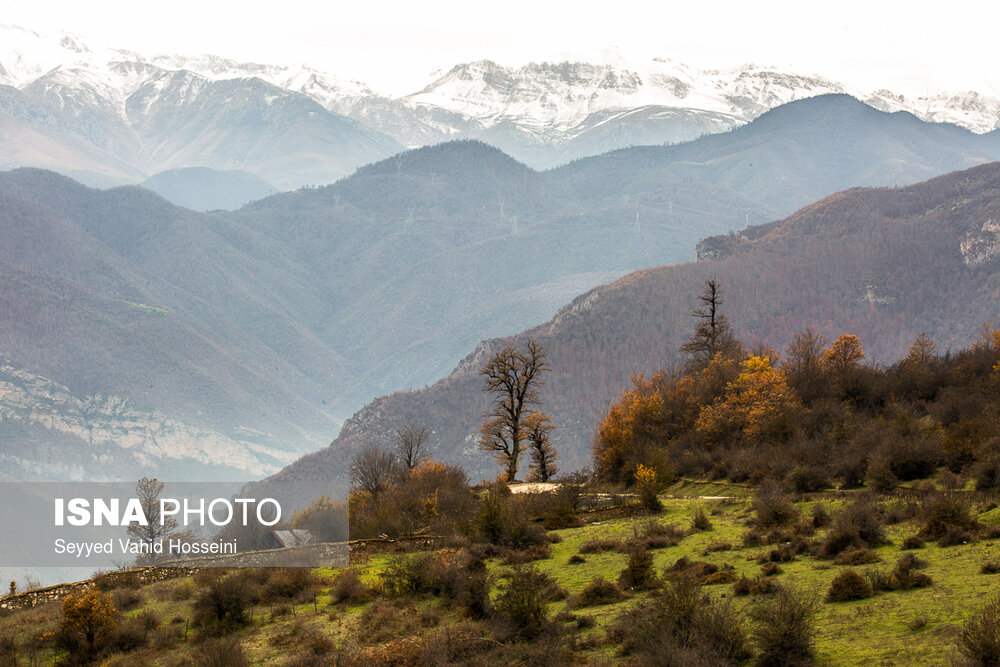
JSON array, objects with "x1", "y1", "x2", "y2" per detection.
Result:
[
  {"x1": 974, "y1": 455, "x2": 1000, "y2": 492},
  {"x1": 499, "y1": 543, "x2": 552, "y2": 565},
  {"x1": 356, "y1": 600, "x2": 415, "y2": 645},
  {"x1": 982, "y1": 561, "x2": 1000, "y2": 574},
  {"x1": 811, "y1": 503, "x2": 830, "y2": 528},
  {"x1": 193, "y1": 573, "x2": 255, "y2": 631},
  {"x1": 579, "y1": 538, "x2": 623, "y2": 554},
  {"x1": 0, "y1": 633, "x2": 19, "y2": 666},
  {"x1": 691, "y1": 507, "x2": 713, "y2": 531},
  {"x1": 733, "y1": 575, "x2": 779, "y2": 597},
  {"x1": 958, "y1": 594, "x2": 1000, "y2": 666},
  {"x1": 260, "y1": 568, "x2": 316, "y2": 602},
  {"x1": 112, "y1": 588, "x2": 143, "y2": 612},
  {"x1": 901, "y1": 535, "x2": 925, "y2": 550},
  {"x1": 380, "y1": 553, "x2": 435, "y2": 597},
  {"x1": 826, "y1": 569, "x2": 873, "y2": 602},
  {"x1": 419, "y1": 607, "x2": 442, "y2": 628},
  {"x1": 703, "y1": 570, "x2": 739, "y2": 585},
  {"x1": 703, "y1": 540, "x2": 734, "y2": 554},
  {"x1": 760, "y1": 542, "x2": 799, "y2": 564},
  {"x1": 134, "y1": 609, "x2": 160, "y2": 631},
  {"x1": 619, "y1": 549, "x2": 658, "y2": 591},
  {"x1": 787, "y1": 466, "x2": 830, "y2": 493},
  {"x1": 750, "y1": 586, "x2": 819, "y2": 667},
  {"x1": 105, "y1": 619, "x2": 148, "y2": 654},
  {"x1": 330, "y1": 569, "x2": 370, "y2": 605},
  {"x1": 568, "y1": 554, "x2": 586, "y2": 565},
  {"x1": 571, "y1": 576, "x2": 626, "y2": 608},
  {"x1": 892, "y1": 555, "x2": 932, "y2": 589},
  {"x1": 834, "y1": 548, "x2": 881, "y2": 566},
  {"x1": 493, "y1": 566, "x2": 553, "y2": 639},
  {"x1": 821, "y1": 498, "x2": 887, "y2": 557},
  {"x1": 938, "y1": 525, "x2": 973, "y2": 547},
  {"x1": 633, "y1": 521, "x2": 685, "y2": 549},
  {"x1": 199, "y1": 637, "x2": 250, "y2": 667},
  {"x1": 865, "y1": 454, "x2": 898, "y2": 493},
  {"x1": 761, "y1": 562, "x2": 782, "y2": 577},
  {"x1": 663, "y1": 556, "x2": 720, "y2": 582},
  {"x1": 919, "y1": 494, "x2": 978, "y2": 541},
  {"x1": 610, "y1": 577, "x2": 749, "y2": 666},
  {"x1": 752, "y1": 482, "x2": 798, "y2": 528},
  {"x1": 864, "y1": 554, "x2": 932, "y2": 592}
]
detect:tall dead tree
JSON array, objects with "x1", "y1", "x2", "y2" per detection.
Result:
[
  {"x1": 681, "y1": 278, "x2": 735, "y2": 366},
  {"x1": 479, "y1": 339, "x2": 552, "y2": 482}
]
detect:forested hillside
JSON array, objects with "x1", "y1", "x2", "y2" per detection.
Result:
[
  {"x1": 5, "y1": 96, "x2": 1000, "y2": 481},
  {"x1": 264, "y1": 162, "x2": 1000, "y2": 492}
]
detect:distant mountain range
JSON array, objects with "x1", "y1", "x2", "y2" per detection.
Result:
[
  {"x1": 3, "y1": 93, "x2": 1000, "y2": 482},
  {"x1": 261, "y1": 161, "x2": 1000, "y2": 495},
  {"x1": 2, "y1": 24, "x2": 1000, "y2": 191}
]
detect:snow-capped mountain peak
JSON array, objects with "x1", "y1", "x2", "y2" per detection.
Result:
[{"x1": 1, "y1": 22, "x2": 999, "y2": 184}]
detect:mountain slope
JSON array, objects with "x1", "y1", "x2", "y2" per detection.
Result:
[
  {"x1": 554, "y1": 94, "x2": 1000, "y2": 216},
  {"x1": 6, "y1": 98, "x2": 1000, "y2": 483},
  {"x1": 0, "y1": 170, "x2": 343, "y2": 479},
  {"x1": 140, "y1": 167, "x2": 278, "y2": 211},
  {"x1": 261, "y1": 162, "x2": 1000, "y2": 492},
  {"x1": 237, "y1": 100, "x2": 1000, "y2": 411}
]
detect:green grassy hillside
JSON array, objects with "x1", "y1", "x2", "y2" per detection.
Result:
[{"x1": 5, "y1": 482, "x2": 1000, "y2": 665}]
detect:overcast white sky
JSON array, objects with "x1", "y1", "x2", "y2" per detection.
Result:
[{"x1": 5, "y1": 0, "x2": 999, "y2": 96}]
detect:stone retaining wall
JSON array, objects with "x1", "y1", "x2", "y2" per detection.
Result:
[{"x1": 0, "y1": 567, "x2": 196, "y2": 612}]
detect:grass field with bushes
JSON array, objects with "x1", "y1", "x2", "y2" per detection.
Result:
[{"x1": 4, "y1": 478, "x2": 1000, "y2": 665}]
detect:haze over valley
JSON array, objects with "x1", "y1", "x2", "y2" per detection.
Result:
[{"x1": 3, "y1": 22, "x2": 1000, "y2": 485}]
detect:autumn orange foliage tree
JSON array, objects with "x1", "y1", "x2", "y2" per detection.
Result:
[
  {"x1": 823, "y1": 334, "x2": 866, "y2": 375},
  {"x1": 696, "y1": 355, "x2": 801, "y2": 445},
  {"x1": 61, "y1": 587, "x2": 117, "y2": 652},
  {"x1": 594, "y1": 373, "x2": 668, "y2": 484}
]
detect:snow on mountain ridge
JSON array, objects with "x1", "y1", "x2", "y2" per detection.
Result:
[
  {"x1": 1, "y1": 22, "x2": 999, "y2": 167},
  {"x1": 401, "y1": 58, "x2": 855, "y2": 142}
]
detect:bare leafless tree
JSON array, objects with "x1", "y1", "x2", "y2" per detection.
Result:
[
  {"x1": 395, "y1": 424, "x2": 432, "y2": 471},
  {"x1": 126, "y1": 477, "x2": 178, "y2": 548},
  {"x1": 525, "y1": 412, "x2": 558, "y2": 482},
  {"x1": 126, "y1": 477, "x2": 178, "y2": 565},
  {"x1": 479, "y1": 339, "x2": 552, "y2": 482},
  {"x1": 681, "y1": 278, "x2": 736, "y2": 366},
  {"x1": 350, "y1": 444, "x2": 398, "y2": 496}
]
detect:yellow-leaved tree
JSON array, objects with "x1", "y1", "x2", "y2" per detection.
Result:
[
  {"x1": 696, "y1": 355, "x2": 800, "y2": 444},
  {"x1": 61, "y1": 587, "x2": 117, "y2": 652}
]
